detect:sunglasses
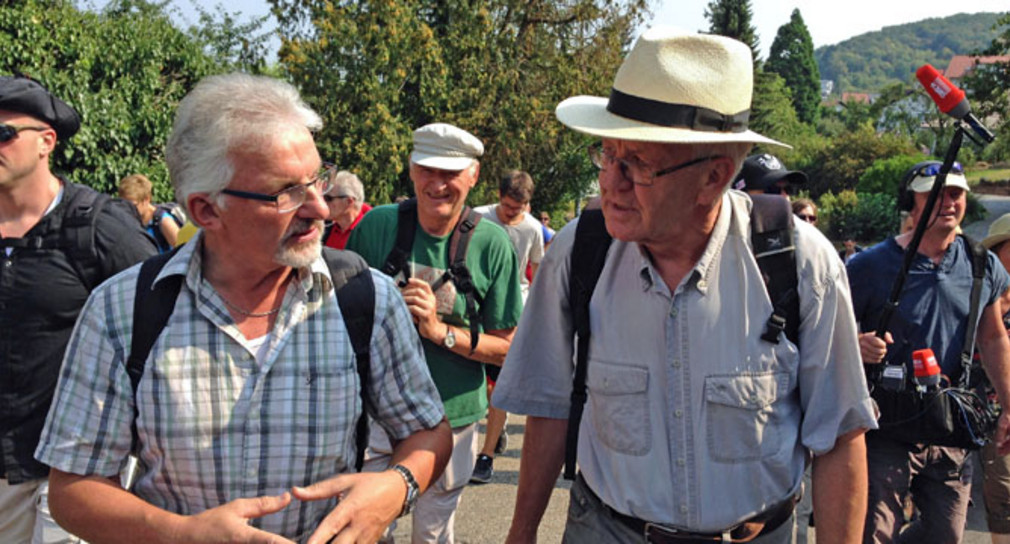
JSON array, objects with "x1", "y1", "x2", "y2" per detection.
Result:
[
  {"x1": 0, "y1": 123, "x2": 49, "y2": 143},
  {"x1": 915, "y1": 162, "x2": 964, "y2": 178},
  {"x1": 796, "y1": 213, "x2": 817, "y2": 224}
]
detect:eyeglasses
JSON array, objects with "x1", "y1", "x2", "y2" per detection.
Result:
[
  {"x1": 915, "y1": 162, "x2": 964, "y2": 178},
  {"x1": 221, "y1": 162, "x2": 337, "y2": 213},
  {"x1": 588, "y1": 143, "x2": 719, "y2": 186},
  {"x1": 324, "y1": 194, "x2": 351, "y2": 203},
  {"x1": 796, "y1": 213, "x2": 817, "y2": 224},
  {"x1": 0, "y1": 123, "x2": 49, "y2": 143}
]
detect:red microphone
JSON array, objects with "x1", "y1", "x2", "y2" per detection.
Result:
[
  {"x1": 912, "y1": 348, "x2": 941, "y2": 388},
  {"x1": 916, "y1": 64, "x2": 995, "y2": 143}
]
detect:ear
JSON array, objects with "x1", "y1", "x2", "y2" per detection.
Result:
[
  {"x1": 36, "y1": 129, "x2": 57, "y2": 157},
  {"x1": 697, "y1": 156, "x2": 736, "y2": 205},
  {"x1": 468, "y1": 162, "x2": 481, "y2": 188},
  {"x1": 187, "y1": 193, "x2": 223, "y2": 230}
]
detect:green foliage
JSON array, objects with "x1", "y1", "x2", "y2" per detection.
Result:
[
  {"x1": 798, "y1": 125, "x2": 919, "y2": 197},
  {"x1": 962, "y1": 13, "x2": 1010, "y2": 162},
  {"x1": 766, "y1": 9, "x2": 819, "y2": 125},
  {"x1": 0, "y1": 0, "x2": 249, "y2": 201},
  {"x1": 818, "y1": 190, "x2": 900, "y2": 243},
  {"x1": 857, "y1": 154, "x2": 923, "y2": 195},
  {"x1": 273, "y1": 0, "x2": 647, "y2": 209},
  {"x1": 704, "y1": 0, "x2": 759, "y2": 61},
  {"x1": 816, "y1": 13, "x2": 1001, "y2": 94}
]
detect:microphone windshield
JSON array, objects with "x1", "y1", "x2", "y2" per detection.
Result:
[{"x1": 916, "y1": 64, "x2": 966, "y2": 115}]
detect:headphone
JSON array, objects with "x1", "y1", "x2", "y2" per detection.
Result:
[{"x1": 897, "y1": 160, "x2": 942, "y2": 212}]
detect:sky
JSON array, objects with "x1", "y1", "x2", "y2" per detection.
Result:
[{"x1": 164, "y1": 0, "x2": 1006, "y2": 60}]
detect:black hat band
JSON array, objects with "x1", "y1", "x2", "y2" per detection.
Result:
[{"x1": 606, "y1": 88, "x2": 750, "y2": 133}]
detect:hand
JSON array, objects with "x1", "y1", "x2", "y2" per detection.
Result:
[
  {"x1": 293, "y1": 470, "x2": 406, "y2": 544},
  {"x1": 400, "y1": 278, "x2": 442, "y2": 341},
  {"x1": 859, "y1": 332, "x2": 892, "y2": 364},
  {"x1": 995, "y1": 411, "x2": 1010, "y2": 456},
  {"x1": 175, "y1": 493, "x2": 296, "y2": 544}
]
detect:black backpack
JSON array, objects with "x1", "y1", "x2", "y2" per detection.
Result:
[
  {"x1": 379, "y1": 198, "x2": 483, "y2": 352},
  {"x1": 125, "y1": 247, "x2": 376, "y2": 471},
  {"x1": 563, "y1": 194, "x2": 800, "y2": 479}
]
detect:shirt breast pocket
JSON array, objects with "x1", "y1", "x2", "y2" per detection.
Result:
[
  {"x1": 705, "y1": 373, "x2": 786, "y2": 462},
  {"x1": 587, "y1": 362, "x2": 651, "y2": 455}
]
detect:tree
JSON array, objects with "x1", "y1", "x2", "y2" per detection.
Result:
[
  {"x1": 272, "y1": 0, "x2": 649, "y2": 209},
  {"x1": 0, "y1": 0, "x2": 259, "y2": 200},
  {"x1": 766, "y1": 9, "x2": 820, "y2": 125},
  {"x1": 704, "y1": 0, "x2": 759, "y2": 61},
  {"x1": 800, "y1": 124, "x2": 918, "y2": 197},
  {"x1": 963, "y1": 12, "x2": 1010, "y2": 161}
]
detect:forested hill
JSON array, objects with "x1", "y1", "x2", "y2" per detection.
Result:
[{"x1": 816, "y1": 12, "x2": 1003, "y2": 94}]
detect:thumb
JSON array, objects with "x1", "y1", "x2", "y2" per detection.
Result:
[
  {"x1": 883, "y1": 331, "x2": 894, "y2": 345},
  {"x1": 292, "y1": 474, "x2": 353, "y2": 502}
]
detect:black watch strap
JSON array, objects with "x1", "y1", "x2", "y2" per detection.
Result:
[{"x1": 391, "y1": 464, "x2": 419, "y2": 517}]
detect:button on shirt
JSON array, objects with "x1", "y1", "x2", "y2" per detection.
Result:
[
  {"x1": 493, "y1": 191, "x2": 877, "y2": 532},
  {"x1": 35, "y1": 235, "x2": 444, "y2": 540}
]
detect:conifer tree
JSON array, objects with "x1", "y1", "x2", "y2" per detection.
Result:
[{"x1": 766, "y1": 9, "x2": 821, "y2": 124}]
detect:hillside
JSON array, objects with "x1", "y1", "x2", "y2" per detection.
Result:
[{"x1": 816, "y1": 12, "x2": 1003, "y2": 94}]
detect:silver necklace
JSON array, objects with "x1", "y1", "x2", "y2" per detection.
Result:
[{"x1": 218, "y1": 293, "x2": 282, "y2": 317}]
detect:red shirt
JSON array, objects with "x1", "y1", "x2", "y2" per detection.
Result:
[{"x1": 324, "y1": 202, "x2": 372, "y2": 249}]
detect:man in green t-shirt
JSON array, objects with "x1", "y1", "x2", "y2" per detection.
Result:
[{"x1": 347, "y1": 122, "x2": 523, "y2": 542}]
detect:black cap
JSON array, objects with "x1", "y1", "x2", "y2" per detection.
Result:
[
  {"x1": 732, "y1": 153, "x2": 807, "y2": 193},
  {"x1": 0, "y1": 76, "x2": 80, "y2": 140}
]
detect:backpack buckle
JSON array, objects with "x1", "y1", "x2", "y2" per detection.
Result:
[{"x1": 761, "y1": 313, "x2": 786, "y2": 344}]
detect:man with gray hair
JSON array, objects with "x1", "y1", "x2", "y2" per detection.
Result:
[
  {"x1": 493, "y1": 27, "x2": 876, "y2": 543},
  {"x1": 323, "y1": 170, "x2": 371, "y2": 250},
  {"x1": 35, "y1": 73, "x2": 451, "y2": 543}
]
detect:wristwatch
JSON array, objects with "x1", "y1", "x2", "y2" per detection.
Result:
[
  {"x1": 441, "y1": 324, "x2": 456, "y2": 349},
  {"x1": 391, "y1": 464, "x2": 419, "y2": 517}
]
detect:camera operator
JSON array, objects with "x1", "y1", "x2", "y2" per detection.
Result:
[{"x1": 847, "y1": 161, "x2": 1010, "y2": 542}]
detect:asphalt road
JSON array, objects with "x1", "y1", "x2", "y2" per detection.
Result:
[{"x1": 388, "y1": 196, "x2": 1010, "y2": 543}]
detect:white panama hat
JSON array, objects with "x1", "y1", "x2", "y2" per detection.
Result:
[{"x1": 556, "y1": 26, "x2": 787, "y2": 147}]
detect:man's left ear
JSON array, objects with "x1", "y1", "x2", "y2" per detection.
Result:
[
  {"x1": 37, "y1": 129, "x2": 57, "y2": 157},
  {"x1": 699, "y1": 156, "x2": 737, "y2": 202}
]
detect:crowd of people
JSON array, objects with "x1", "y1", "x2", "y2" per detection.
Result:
[{"x1": 2, "y1": 23, "x2": 1010, "y2": 544}]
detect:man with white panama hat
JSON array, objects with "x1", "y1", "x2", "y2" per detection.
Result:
[
  {"x1": 848, "y1": 161, "x2": 1010, "y2": 542},
  {"x1": 493, "y1": 26, "x2": 875, "y2": 543}
]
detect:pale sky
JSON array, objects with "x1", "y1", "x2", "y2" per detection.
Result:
[{"x1": 648, "y1": 0, "x2": 1007, "y2": 58}]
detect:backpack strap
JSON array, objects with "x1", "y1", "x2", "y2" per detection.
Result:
[
  {"x1": 749, "y1": 194, "x2": 800, "y2": 346},
  {"x1": 380, "y1": 199, "x2": 418, "y2": 281},
  {"x1": 430, "y1": 207, "x2": 483, "y2": 353},
  {"x1": 564, "y1": 209, "x2": 612, "y2": 480},
  {"x1": 324, "y1": 248, "x2": 375, "y2": 472},
  {"x1": 958, "y1": 234, "x2": 987, "y2": 388},
  {"x1": 128, "y1": 249, "x2": 184, "y2": 454}
]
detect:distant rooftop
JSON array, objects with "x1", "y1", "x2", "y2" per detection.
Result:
[{"x1": 944, "y1": 55, "x2": 1010, "y2": 79}]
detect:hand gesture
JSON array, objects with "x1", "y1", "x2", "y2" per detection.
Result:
[
  {"x1": 293, "y1": 470, "x2": 406, "y2": 544},
  {"x1": 176, "y1": 493, "x2": 296, "y2": 543},
  {"x1": 859, "y1": 332, "x2": 892, "y2": 364},
  {"x1": 400, "y1": 278, "x2": 442, "y2": 341}
]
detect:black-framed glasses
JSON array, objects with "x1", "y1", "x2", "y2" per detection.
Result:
[
  {"x1": 0, "y1": 123, "x2": 48, "y2": 143},
  {"x1": 221, "y1": 162, "x2": 337, "y2": 213},
  {"x1": 915, "y1": 162, "x2": 964, "y2": 178},
  {"x1": 588, "y1": 143, "x2": 719, "y2": 186}
]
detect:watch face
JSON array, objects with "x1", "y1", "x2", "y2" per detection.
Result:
[{"x1": 444, "y1": 328, "x2": 456, "y2": 348}]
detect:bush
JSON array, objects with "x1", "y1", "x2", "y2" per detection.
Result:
[
  {"x1": 858, "y1": 155, "x2": 925, "y2": 195},
  {"x1": 818, "y1": 190, "x2": 900, "y2": 244}
]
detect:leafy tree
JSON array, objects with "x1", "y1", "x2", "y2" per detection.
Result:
[
  {"x1": 272, "y1": 0, "x2": 648, "y2": 209},
  {"x1": 704, "y1": 0, "x2": 759, "y2": 61},
  {"x1": 766, "y1": 9, "x2": 820, "y2": 124},
  {"x1": 963, "y1": 12, "x2": 1010, "y2": 162},
  {"x1": 799, "y1": 124, "x2": 918, "y2": 197},
  {"x1": 857, "y1": 154, "x2": 923, "y2": 195}
]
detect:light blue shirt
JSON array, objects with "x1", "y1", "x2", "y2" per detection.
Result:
[{"x1": 493, "y1": 190, "x2": 877, "y2": 532}]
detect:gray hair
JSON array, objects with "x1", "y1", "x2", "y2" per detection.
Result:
[
  {"x1": 165, "y1": 73, "x2": 322, "y2": 209},
  {"x1": 329, "y1": 170, "x2": 365, "y2": 202}
]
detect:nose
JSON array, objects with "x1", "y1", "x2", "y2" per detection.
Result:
[{"x1": 299, "y1": 184, "x2": 330, "y2": 220}]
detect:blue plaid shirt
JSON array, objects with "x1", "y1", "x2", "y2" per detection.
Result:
[{"x1": 36, "y1": 235, "x2": 444, "y2": 540}]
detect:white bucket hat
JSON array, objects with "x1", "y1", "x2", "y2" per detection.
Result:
[
  {"x1": 410, "y1": 123, "x2": 484, "y2": 171},
  {"x1": 555, "y1": 26, "x2": 787, "y2": 147}
]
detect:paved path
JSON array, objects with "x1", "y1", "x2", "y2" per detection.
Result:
[{"x1": 388, "y1": 198, "x2": 1010, "y2": 543}]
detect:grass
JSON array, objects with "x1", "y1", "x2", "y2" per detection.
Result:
[{"x1": 968, "y1": 168, "x2": 1010, "y2": 183}]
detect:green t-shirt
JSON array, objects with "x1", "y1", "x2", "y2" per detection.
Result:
[{"x1": 347, "y1": 203, "x2": 523, "y2": 427}]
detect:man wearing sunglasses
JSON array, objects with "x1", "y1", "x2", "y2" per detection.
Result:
[
  {"x1": 0, "y1": 76, "x2": 156, "y2": 543},
  {"x1": 322, "y1": 170, "x2": 371, "y2": 250},
  {"x1": 731, "y1": 153, "x2": 808, "y2": 198},
  {"x1": 847, "y1": 161, "x2": 1010, "y2": 542},
  {"x1": 34, "y1": 73, "x2": 451, "y2": 543}
]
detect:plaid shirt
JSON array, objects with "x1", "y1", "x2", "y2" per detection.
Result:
[{"x1": 35, "y1": 236, "x2": 444, "y2": 540}]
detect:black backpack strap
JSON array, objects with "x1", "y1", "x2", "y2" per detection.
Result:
[
  {"x1": 958, "y1": 234, "x2": 987, "y2": 388},
  {"x1": 434, "y1": 207, "x2": 482, "y2": 353},
  {"x1": 379, "y1": 199, "x2": 418, "y2": 281},
  {"x1": 564, "y1": 209, "x2": 612, "y2": 480},
  {"x1": 324, "y1": 248, "x2": 376, "y2": 472},
  {"x1": 749, "y1": 194, "x2": 800, "y2": 346},
  {"x1": 128, "y1": 249, "x2": 184, "y2": 453},
  {"x1": 60, "y1": 186, "x2": 110, "y2": 291}
]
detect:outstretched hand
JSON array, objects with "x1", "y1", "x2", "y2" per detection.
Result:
[
  {"x1": 176, "y1": 493, "x2": 296, "y2": 544},
  {"x1": 293, "y1": 470, "x2": 406, "y2": 544}
]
